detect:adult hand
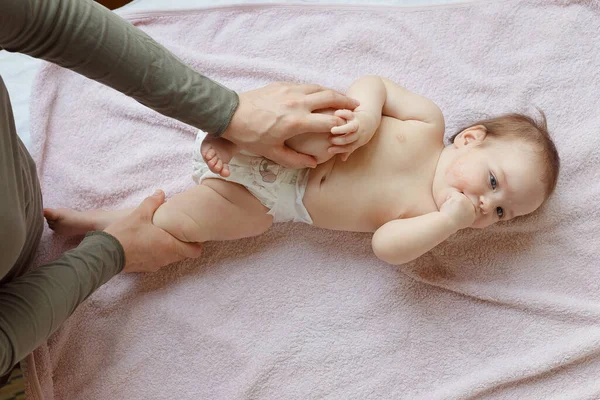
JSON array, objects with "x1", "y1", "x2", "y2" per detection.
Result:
[
  {"x1": 222, "y1": 82, "x2": 360, "y2": 168},
  {"x1": 104, "y1": 190, "x2": 203, "y2": 273}
]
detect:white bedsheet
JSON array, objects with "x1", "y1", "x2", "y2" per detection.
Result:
[{"x1": 0, "y1": 0, "x2": 469, "y2": 149}]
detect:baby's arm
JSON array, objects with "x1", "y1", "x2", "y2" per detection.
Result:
[
  {"x1": 327, "y1": 76, "x2": 386, "y2": 159},
  {"x1": 371, "y1": 192, "x2": 476, "y2": 265},
  {"x1": 379, "y1": 77, "x2": 444, "y2": 126},
  {"x1": 343, "y1": 76, "x2": 387, "y2": 126},
  {"x1": 342, "y1": 76, "x2": 443, "y2": 124},
  {"x1": 328, "y1": 76, "x2": 444, "y2": 159}
]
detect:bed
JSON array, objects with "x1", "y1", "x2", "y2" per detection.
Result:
[{"x1": 2, "y1": 0, "x2": 599, "y2": 399}]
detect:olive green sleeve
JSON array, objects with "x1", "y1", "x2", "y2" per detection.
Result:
[
  {"x1": 0, "y1": 0, "x2": 239, "y2": 136},
  {"x1": 0, "y1": 232, "x2": 124, "y2": 376},
  {"x1": 0, "y1": 0, "x2": 239, "y2": 376},
  {"x1": 1, "y1": 77, "x2": 125, "y2": 377}
]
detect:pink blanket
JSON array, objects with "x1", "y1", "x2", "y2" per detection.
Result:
[{"x1": 25, "y1": 1, "x2": 600, "y2": 398}]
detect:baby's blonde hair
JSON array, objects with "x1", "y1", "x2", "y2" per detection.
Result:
[{"x1": 450, "y1": 111, "x2": 560, "y2": 197}]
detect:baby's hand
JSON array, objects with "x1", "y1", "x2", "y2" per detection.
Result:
[
  {"x1": 439, "y1": 191, "x2": 477, "y2": 231},
  {"x1": 328, "y1": 109, "x2": 377, "y2": 161}
]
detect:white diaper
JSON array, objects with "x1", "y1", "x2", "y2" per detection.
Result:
[{"x1": 192, "y1": 132, "x2": 313, "y2": 224}]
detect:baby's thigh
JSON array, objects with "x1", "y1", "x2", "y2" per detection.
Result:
[
  {"x1": 152, "y1": 180, "x2": 272, "y2": 242},
  {"x1": 284, "y1": 108, "x2": 336, "y2": 164}
]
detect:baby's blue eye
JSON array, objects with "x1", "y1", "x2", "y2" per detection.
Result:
[
  {"x1": 496, "y1": 207, "x2": 504, "y2": 218},
  {"x1": 490, "y1": 174, "x2": 497, "y2": 190}
]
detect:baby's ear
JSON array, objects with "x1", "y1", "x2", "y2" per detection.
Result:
[{"x1": 454, "y1": 125, "x2": 487, "y2": 147}]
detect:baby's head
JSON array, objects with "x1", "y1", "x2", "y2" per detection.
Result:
[{"x1": 435, "y1": 112, "x2": 560, "y2": 229}]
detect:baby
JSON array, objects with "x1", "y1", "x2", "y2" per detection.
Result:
[{"x1": 45, "y1": 76, "x2": 560, "y2": 265}]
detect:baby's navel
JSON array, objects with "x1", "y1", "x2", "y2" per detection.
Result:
[{"x1": 396, "y1": 134, "x2": 405, "y2": 143}]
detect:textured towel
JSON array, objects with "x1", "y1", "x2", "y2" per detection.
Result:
[{"x1": 25, "y1": 1, "x2": 600, "y2": 399}]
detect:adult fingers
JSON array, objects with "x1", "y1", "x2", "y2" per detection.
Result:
[
  {"x1": 173, "y1": 239, "x2": 204, "y2": 259},
  {"x1": 285, "y1": 113, "x2": 345, "y2": 137},
  {"x1": 296, "y1": 83, "x2": 326, "y2": 94},
  {"x1": 135, "y1": 189, "x2": 166, "y2": 221},
  {"x1": 304, "y1": 90, "x2": 360, "y2": 111}
]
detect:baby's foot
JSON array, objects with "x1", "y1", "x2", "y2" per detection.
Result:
[
  {"x1": 44, "y1": 208, "x2": 117, "y2": 236},
  {"x1": 201, "y1": 136, "x2": 239, "y2": 178}
]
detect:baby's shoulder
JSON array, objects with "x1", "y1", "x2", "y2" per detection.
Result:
[{"x1": 384, "y1": 115, "x2": 444, "y2": 149}]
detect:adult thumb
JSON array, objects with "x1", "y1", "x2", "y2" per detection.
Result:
[
  {"x1": 137, "y1": 189, "x2": 166, "y2": 219},
  {"x1": 175, "y1": 240, "x2": 204, "y2": 259}
]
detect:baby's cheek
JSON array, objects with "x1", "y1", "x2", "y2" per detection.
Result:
[{"x1": 448, "y1": 160, "x2": 477, "y2": 190}]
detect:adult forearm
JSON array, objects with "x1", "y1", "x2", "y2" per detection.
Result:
[
  {"x1": 0, "y1": 232, "x2": 124, "y2": 376},
  {"x1": 372, "y1": 212, "x2": 457, "y2": 265},
  {"x1": 0, "y1": 0, "x2": 238, "y2": 136}
]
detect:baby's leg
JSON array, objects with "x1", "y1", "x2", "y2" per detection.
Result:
[
  {"x1": 44, "y1": 207, "x2": 132, "y2": 235},
  {"x1": 284, "y1": 132, "x2": 334, "y2": 164},
  {"x1": 282, "y1": 107, "x2": 339, "y2": 164},
  {"x1": 45, "y1": 180, "x2": 273, "y2": 243},
  {"x1": 152, "y1": 179, "x2": 272, "y2": 242}
]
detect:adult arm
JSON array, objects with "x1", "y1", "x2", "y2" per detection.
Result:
[
  {"x1": 0, "y1": 0, "x2": 238, "y2": 136},
  {"x1": 0, "y1": 0, "x2": 359, "y2": 167},
  {"x1": 0, "y1": 232, "x2": 124, "y2": 377},
  {"x1": 0, "y1": 189, "x2": 201, "y2": 377}
]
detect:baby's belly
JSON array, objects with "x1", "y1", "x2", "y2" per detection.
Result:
[{"x1": 302, "y1": 158, "x2": 397, "y2": 232}]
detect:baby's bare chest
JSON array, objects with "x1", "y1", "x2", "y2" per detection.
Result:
[{"x1": 304, "y1": 118, "x2": 442, "y2": 231}]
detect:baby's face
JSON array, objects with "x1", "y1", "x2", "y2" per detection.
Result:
[{"x1": 440, "y1": 130, "x2": 546, "y2": 229}]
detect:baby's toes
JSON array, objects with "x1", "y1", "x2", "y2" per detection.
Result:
[
  {"x1": 43, "y1": 208, "x2": 60, "y2": 222},
  {"x1": 220, "y1": 165, "x2": 230, "y2": 178},
  {"x1": 203, "y1": 147, "x2": 216, "y2": 161},
  {"x1": 206, "y1": 154, "x2": 219, "y2": 168},
  {"x1": 46, "y1": 219, "x2": 57, "y2": 230},
  {"x1": 214, "y1": 159, "x2": 223, "y2": 173}
]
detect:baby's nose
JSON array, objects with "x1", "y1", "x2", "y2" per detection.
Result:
[{"x1": 479, "y1": 196, "x2": 488, "y2": 214}]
